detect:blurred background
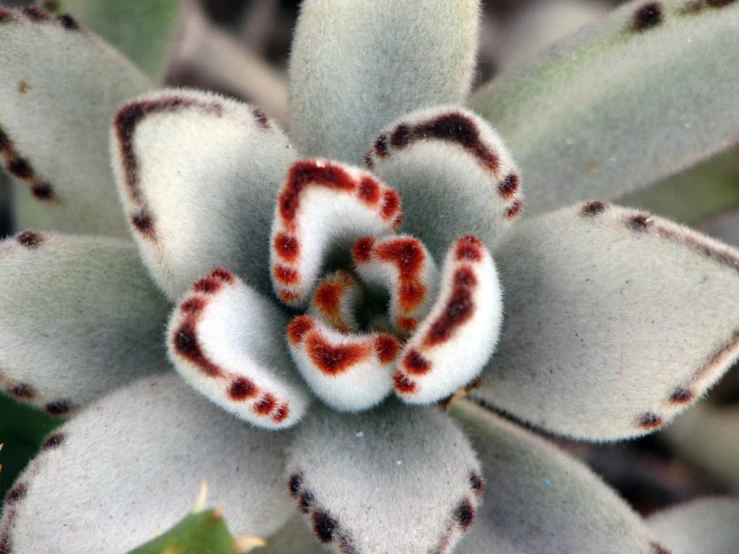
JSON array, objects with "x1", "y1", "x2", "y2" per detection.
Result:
[{"x1": 0, "y1": 0, "x2": 737, "y2": 521}]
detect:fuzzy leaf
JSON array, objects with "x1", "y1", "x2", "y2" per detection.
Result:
[
  {"x1": 647, "y1": 497, "x2": 739, "y2": 554},
  {"x1": 0, "y1": 373, "x2": 294, "y2": 554},
  {"x1": 289, "y1": 0, "x2": 480, "y2": 164},
  {"x1": 0, "y1": 232, "x2": 169, "y2": 414},
  {"x1": 471, "y1": 0, "x2": 739, "y2": 214},
  {"x1": 0, "y1": 7, "x2": 152, "y2": 236},
  {"x1": 285, "y1": 402, "x2": 482, "y2": 554},
  {"x1": 48, "y1": 0, "x2": 182, "y2": 78},
  {"x1": 110, "y1": 89, "x2": 296, "y2": 300},
  {"x1": 167, "y1": 268, "x2": 311, "y2": 429},
  {"x1": 471, "y1": 201, "x2": 739, "y2": 440},
  {"x1": 662, "y1": 404, "x2": 739, "y2": 484},
  {"x1": 367, "y1": 107, "x2": 523, "y2": 259},
  {"x1": 450, "y1": 400, "x2": 657, "y2": 554}
]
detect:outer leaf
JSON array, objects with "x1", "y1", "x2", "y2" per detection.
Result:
[
  {"x1": 0, "y1": 7, "x2": 152, "y2": 236},
  {"x1": 110, "y1": 89, "x2": 296, "y2": 300},
  {"x1": 48, "y1": 0, "x2": 182, "y2": 78},
  {"x1": 0, "y1": 373, "x2": 294, "y2": 554},
  {"x1": 472, "y1": 201, "x2": 739, "y2": 440},
  {"x1": 647, "y1": 497, "x2": 739, "y2": 554},
  {"x1": 285, "y1": 402, "x2": 483, "y2": 554},
  {"x1": 127, "y1": 508, "x2": 239, "y2": 554},
  {"x1": 289, "y1": 0, "x2": 480, "y2": 164},
  {"x1": 471, "y1": 0, "x2": 739, "y2": 214},
  {"x1": 662, "y1": 404, "x2": 739, "y2": 484},
  {"x1": 0, "y1": 232, "x2": 169, "y2": 414},
  {"x1": 450, "y1": 400, "x2": 658, "y2": 554},
  {"x1": 366, "y1": 106, "x2": 523, "y2": 258}
]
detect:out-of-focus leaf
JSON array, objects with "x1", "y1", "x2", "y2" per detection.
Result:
[
  {"x1": 46, "y1": 0, "x2": 182, "y2": 78},
  {"x1": 471, "y1": 0, "x2": 739, "y2": 214}
]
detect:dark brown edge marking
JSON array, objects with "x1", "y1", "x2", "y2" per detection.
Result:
[
  {"x1": 632, "y1": 2, "x2": 664, "y2": 31},
  {"x1": 4, "y1": 482, "x2": 27, "y2": 505},
  {"x1": 41, "y1": 432, "x2": 66, "y2": 450},
  {"x1": 650, "y1": 541, "x2": 673, "y2": 554},
  {"x1": 21, "y1": 6, "x2": 52, "y2": 22},
  {"x1": 114, "y1": 96, "x2": 224, "y2": 202},
  {"x1": 637, "y1": 412, "x2": 664, "y2": 430},
  {"x1": 689, "y1": 329, "x2": 739, "y2": 386},
  {"x1": 669, "y1": 387, "x2": 695, "y2": 404},
  {"x1": 8, "y1": 383, "x2": 35, "y2": 400},
  {"x1": 581, "y1": 200, "x2": 607, "y2": 216},
  {"x1": 251, "y1": 107, "x2": 271, "y2": 129},
  {"x1": 15, "y1": 230, "x2": 43, "y2": 248},
  {"x1": 131, "y1": 208, "x2": 155, "y2": 239},
  {"x1": 0, "y1": 125, "x2": 59, "y2": 203},
  {"x1": 45, "y1": 399, "x2": 71, "y2": 416}
]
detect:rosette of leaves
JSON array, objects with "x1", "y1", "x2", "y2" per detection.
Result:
[{"x1": 0, "y1": 1, "x2": 738, "y2": 553}]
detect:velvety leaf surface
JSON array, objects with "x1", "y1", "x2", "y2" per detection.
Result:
[
  {"x1": 0, "y1": 232, "x2": 170, "y2": 414},
  {"x1": 110, "y1": 89, "x2": 296, "y2": 300},
  {"x1": 0, "y1": 7, "x2": 152, "y2": 236},
  {"x1": 647, "y1": 497, "x2": 739, "y2": 554},
  {"x1": 48, "y1": 0, "x2": 182, "y2": 77},
  {"x1": 367, "y1": 106, "x2": 523, "y2": 258},
  {"x1": 472, "y1": 201, "x2": 739, "y2": 440},
  {"x1": 471, "y1": 0, "x2": 739, "y2": 214},
  {"x1": 289, "y1": 0, "x2": 480, "y2": 164},
  {"x1": 168, "y1": 268, "x2": 311, "y2": 429},
  {"x1": 450, "y1": 400, "x2": 657, "y2": 554},
  {"x1": 0, "y1": 373, "x2": 294, "y2": 554},
  {"x1": 285, "y1": 402, "x2": 483, "y2": 554}
]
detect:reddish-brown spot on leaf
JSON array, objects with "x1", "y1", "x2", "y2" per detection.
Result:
[
  {"x1": 173, "y1": 321, "x2": 223, "y2": 377},
  {"x1": 7, "y1": 156, "x2": 33, "y2": 180},
  {"x1": 274, "y1": 264, "x2": 301, "y2": 285},
  {"x1": 637, "y1": 412, "x2": 664, "y2": 430},
  {"x1": 251, "y1": 107, "x2": 271, "y2": 129},
  {"x1": 5, "y1": 483, "x2": 27, "y2": 506},
  {"x1": 388, "y1": 112, "x2": 501, "y2": 175},
  {"x1": 229, "y1": 377, "x2": 257, "y2": 401},
  {"x1": 299, "y1": 491, "x2": 315, "y2": 514},
  {"x1": 374, "y1": 133, "x2": 389, "y2": 157},
  {"x1": 279, "y1": 161, "x2": 356, "y2": 226},
  {"x1": 181, "y1": 297, "x2": 206, "y2": 314},
  {"x1": 131, "y1": 209, "x2": 155, "y2": 238},
  {"x1": 30, "y1": 182, "x2": 56, "y2": 202},
  {"x1": 274, "y1": 233, "x2": 300, "y2": 262},
  {"x1": 288, "y1": 473, "x2": 303, "y2": 497},
  {"x1": 279, "y1": 290, "x2": 301, "y2": 303},
  {"x1": 669, "y1": 387, "x2": 695, "y2": 404},
  {"x1": 394, "y1": 371, "x2": 417, "y2": 393},
  {"x1": 193, "y1": 277, "x2": 223, "y2": 294},
  {"x1": 358, "y1": 176, "x2": 381, "y2": 206},
  {"x1": 403, "y1": 349, "x2": 431, "y2": 375},
  {"x1": 375, "y1": 334, "x2": 401, "y2": 364},
  {"x1": 22, "y1": 6, "x2": 51, "y2": 21},
  {"x1": 632, "y1": 2, "x2": 663, "y2": 31},
  {"x1": 498, "y1": 174, "x2": 520, "y2": 199},
  {"x1": 453, "y1": 499, "x2": 476, "y2": 531},
  {"x1": 115, "y1": 97, "x2": 223, "y2": 201},
  {"x1": 395, "y1": 316, "x2": 418, "y2": 332},
  {"x1": 375, "y1": 236, "x2": 428, "y2": 312},
  {"x1": 254, "y1": 393, "x2": 277, "y2": 415},
  {"x1": 16, "y1": 230, "x2": 43, "y2": 248},
  {"x1": 57, "y1": 13, "x2": 80, "y2": 30},
  {"x1": 469, "y1": 472, "x2": 485, "y2": 497},
  {"x1": 8, "y1": 383, "x2": 35, "y2": 400},
  {"x1": 288, "y1": 315, "x2": 315, "y2": 345},
  {"x1": 423, "y1": 267, "x2": 477, "y2": 347},
  {"x1": 45, "y1": 400, "x2": 71, "y2": 416},
  {"x1": 306, "y1": 333, "x2": 373, "y2": 376},
  {"x1": 352, "y1": 237, "x2": 375, "y2": 263},
  {"x1": 42, "y1": 432, "x2": 66, "y2": 451},
  {"x1": 581, "y1": 200, "x2": 607, "y2": 216},
  {"x1": 630, "y1": 214, "x2": 653, "y2": 231},
  {"x1": 272, "y1": 404, "x2": 290, "y2": 423},
  {"x1": 380, "y1": 189, "x2": 401, "y2": 221},
  {"x1": 455, "y1": 235, "x2": 484, "y2": 262},
  {"x1": 504, "y1": 199, "x2": 523, "y2": 219},
  {"x1": 312, "y1": 510, "x2": 337, "y2": 543}
]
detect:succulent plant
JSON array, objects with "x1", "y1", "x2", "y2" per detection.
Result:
[{"x1": 0, "y1": 1, "x2": 738, "y2": 553}]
